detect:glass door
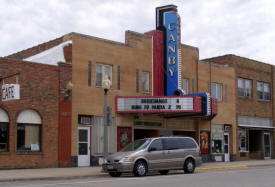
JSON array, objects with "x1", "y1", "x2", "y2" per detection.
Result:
[
  {"x1": 78, "y1": 126, "x2": 91, "y2": 166},
  {"x1": 264, "y1": 133, "x2": 271, "y2": 159},
  {"x1": 224, "y1": 133, "x2": 230, "y2": 162}
]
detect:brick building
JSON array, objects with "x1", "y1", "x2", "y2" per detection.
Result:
[
  {"x1": 204, "y1": 55, "x2": 275, "y2": 160},
  {"x1": 0, "y1": 58, "x2": 60, "y2": 168}
]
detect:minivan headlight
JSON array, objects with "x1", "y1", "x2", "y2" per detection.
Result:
[{"x1": 119, "y1": 156, "x2": 133, "y2": 163}]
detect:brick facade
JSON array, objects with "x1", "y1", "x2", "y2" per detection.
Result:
[
  {"x1": 204, "y1": 55, "x2": 275, "y2": 160},
  {"x1": 0, "y1": 58, "x2": 59, "y2": 168}
]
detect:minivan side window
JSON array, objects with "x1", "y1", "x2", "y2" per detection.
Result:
[
  {"x1": 163, "y1": 138, "x2": 181, "y2": 150},
  {"x1": 163, "y1": 138, "x2": 197, "y2": 150},
  {"x1": 149, "y1": 139, "x2": 163, "y2": 151},
  {"x1": 182, "y1": 138, "x2": 197, "y2": 149}
]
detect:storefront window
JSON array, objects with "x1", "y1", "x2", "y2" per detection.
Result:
[
  {"x1": 17, "y1": 109, "x2": 42, "y2": 152},
  {"x1": 211, "y1": 124, "x2": 224, "y2": 154},
  {"x1": 0, "y1": 123, "x2": 8, "y2": 152},
  {"x1": 239, "y1": 129, "x2": 248, "y2": 152},
  {"x1": 17, "y1": 124, "x2": 41, "y2": 151}
]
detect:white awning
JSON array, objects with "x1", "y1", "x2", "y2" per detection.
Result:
[
  {"x1": 0, "y1": 108, "x2": 9, "y2": 122},
  {"x1": 17, "y1": 109, "x2": 42, "y2": 124},
  {"x1": 238, "y1": 115, "x2": 274, "y2": 129}
]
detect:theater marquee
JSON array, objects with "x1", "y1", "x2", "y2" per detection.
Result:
[{"x1": 115, "y1": 96, "x2": 202, "y2": 114}]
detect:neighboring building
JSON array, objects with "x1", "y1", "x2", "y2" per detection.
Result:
[
  {"x1": 0, "y1": 58, "x2": 60, "y2": 168},
  {"x1": 204, "y1": 55, "x2": 275, "y2": 160}
]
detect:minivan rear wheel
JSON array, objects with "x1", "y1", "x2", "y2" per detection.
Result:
[
  {"x1": 184, "y1": 158, "x2": 195, "y2": 174},
  {"x1": 159, "y1": 170, "x2": 169, "y2": 175},
  {"x1": 133, "y1": 160, "x2": 148, "y2": 177}
]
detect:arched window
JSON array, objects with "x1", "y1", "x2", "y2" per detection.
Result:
[
  {"x1": 17, "y1": 109, "x2": 42, "y2": 152},
  {"x1": 0, "y1": 108, "x2": 9, "y2": 152}
]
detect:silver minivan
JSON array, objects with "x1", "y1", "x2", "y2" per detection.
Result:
[{"x1": 102, "y1": 136, "x2": 202, "y2": 177}]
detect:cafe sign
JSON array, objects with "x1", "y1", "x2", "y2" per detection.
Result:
[
  {"x1": 116, "y1": 96, "x2": 200, "y2": 114},
  {"x1": 2, "y1": 84, "x2": 20, "y2": 101}
]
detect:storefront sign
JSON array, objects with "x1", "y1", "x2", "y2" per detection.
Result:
[
  {"x1": 134, "y1": 121, "x2": 162, "y2": 127},
  {"x1": 2, "y1": 84, "x2": 20, "y2": 101},
  {"x1": 116, "y1": 96, "x2": 194, "y2": 113}
]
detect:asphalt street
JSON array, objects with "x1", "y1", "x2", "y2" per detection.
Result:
[{"x1": 1, "y1": 166, "x2": 275, "y2": 187}]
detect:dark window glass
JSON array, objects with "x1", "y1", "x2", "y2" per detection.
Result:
[
  {"x1": 17, "y1": 124, "x2": 41, "y2": 151},
  {"x1": 78, "y1": 143, "x2": 88, "y2": 155},
  {"x1": 117, "y1": 66, "x2": 120, "y2": 90},
  {"x1": 136, "y1": 69, "x2": 139, "y2": 93},
  {"x1": 79, "y1": 130, "x2": 88, "y2": 142},
  {"x1": 149, "y1": 139, "x2": 163, "y2": 151},
  {"x1": 88, "y1": 61, "x2": 92, "y2": 87},
  {"x1": 163, "y1": 138, "x2": 181, "y2": 150},
  {"x1": 163, "y1": 138, "x2": 197, "y2": 150},
  {"x1": 0, "y1": 123, "x2": 8, "y2": 152},
  {"x1": 182, "y1": 138, "x2": 197, "y2": 149}
]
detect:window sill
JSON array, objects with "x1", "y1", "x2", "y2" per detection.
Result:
[
  {"x1": 258, "y1": 99, "x2": 271, "y2": 102},
  {"x1": 16, "y1": 151, "x2": 42, "y2": 155},
  {"x1": 0, "y1": 151, "x2": 9, "y2": 155},
  {"x1": 239, "y1": 151, "x2": 249, "y2": 153},
  {"x1": 142, "y1": 91, "x2": 151, "y2": 95},
  {"x1": 238, "y1": 96, "x2": 252, "y2": 100}
]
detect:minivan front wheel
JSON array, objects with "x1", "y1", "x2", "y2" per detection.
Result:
[
  {"x1": 134, "y1": 160, "x2": 148, "y2": 177},
  {"x1": 184, "y1": 158, "x2": 195, "y2": 174}
]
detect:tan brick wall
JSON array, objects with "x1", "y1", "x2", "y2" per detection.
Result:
[
  {"x1": 0, "y1": 58, "x2": 59, "y2": 168},
  {"x1": 70, "y1": 32, "x2": 153, "y2": 156}
]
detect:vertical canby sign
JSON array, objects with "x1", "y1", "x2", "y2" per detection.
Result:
[
  {"x1": 156, "y1": 5, "x2": 181, "y2": 96},
  {"x1": 164, "y1": 12, "x2": 178, "y2": 96}
]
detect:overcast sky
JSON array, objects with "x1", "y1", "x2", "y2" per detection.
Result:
[{"x1": 1, "y1": 0, "x2": 275, "y2": 64}]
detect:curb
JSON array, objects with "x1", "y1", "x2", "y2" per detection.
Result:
[
  {"x1": 0, "y1": 174, "x2": 107, "y2": 183},
  {"x1": 196, "y1": 165, "x2": 247, "y2": 171}
]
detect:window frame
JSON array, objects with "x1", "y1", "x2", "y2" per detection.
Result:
[
  {"x1": 142, "y1": 71, "x2": 150, "y2": 93},
  {"x1": 211, "y1": 82, "x2": 223, "y2": 101},
  {"x1": 257, "y1": 81, "x2": 270, "y2": 101},
  {"x1": 95, "y1": 63, "x2": 113, "y2": 88},
  {"x1": 17, "y1": 123, "x2": 42, "y2": 152},
  {"x1": 238, "y1": 78, "x2": 252, "y2": 99}
]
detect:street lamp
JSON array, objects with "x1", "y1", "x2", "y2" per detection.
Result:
[{"x1": 102, "y1": 76, "x2": 111, "y2": 159}]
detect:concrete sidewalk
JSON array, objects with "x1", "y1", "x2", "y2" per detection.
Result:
[{"x1": 0, "y1": 159, "x2": 275, "y2": 182}]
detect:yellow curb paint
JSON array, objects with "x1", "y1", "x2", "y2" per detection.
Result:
[{"x1": 196, "y1": 165, "x2": 247, "y2": 171}]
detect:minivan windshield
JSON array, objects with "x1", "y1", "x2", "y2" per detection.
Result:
[{"x1": 121, "y1": 138, "x2": 151, "y2": 152}]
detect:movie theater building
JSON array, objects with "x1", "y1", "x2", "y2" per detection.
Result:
[{"x1": 5, "y1": 5, "x2": 240, "y2": 167}]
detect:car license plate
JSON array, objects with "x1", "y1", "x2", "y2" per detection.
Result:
[{"x1": 107, "y1": 164, "x2": 113, "y2": 169}]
